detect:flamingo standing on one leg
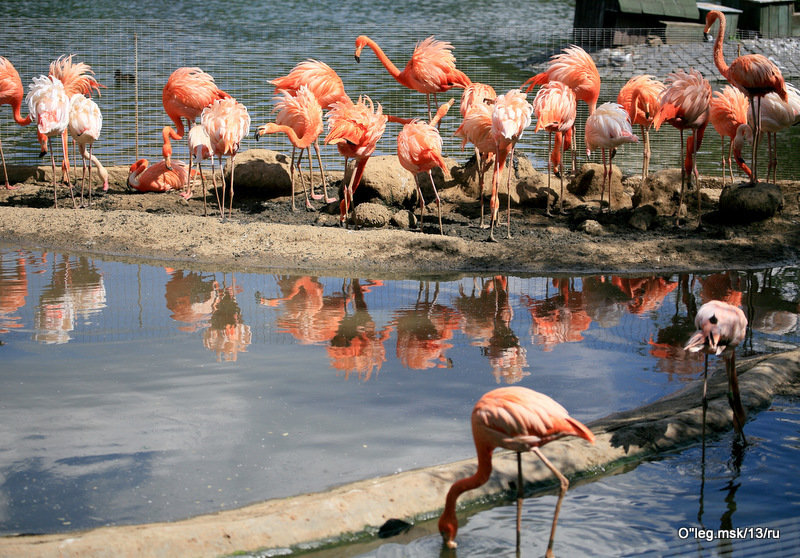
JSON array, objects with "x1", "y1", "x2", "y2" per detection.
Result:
[
  {"x1": 26, "y1": 75, "x2": 75, "y2": 209},
  {"x1": 255, "y1": 85, "x2": 323, "y2": 212},
  {"x1": 653, "y1": 69, "x2": 711, "y2": 225},
  {"x1": 710, "y1": 85, "x2": 749, "y2": 187},
  {"x1": 704, "y1": 10, "x2": 787, "y2": 185},
  {"x1": 438, "y1": 386, "x2": 595, "y2": 555},
  {"x1": 584, "y1": 102, "x2": 639, "y2": 213},
  {"x1": 397, "y1": 98, "x2": 455, "y2": 234},
  {"x1": 746, "y1": 83, "x2": 800, "y2": 183},
  {"x1": 0, "y1": 56, "x2": 32, "y2": 189},
  {"x1": 270, "y1": 59, "x2": 350, "y2": 203},
  {"x1": 532, "y1": 81, "x2": 577, "y2": 215},
  {"x1": 187, "y1": 125, "x2": 217, "y2": 216},
  {"x1": 488, "y1": 89, "x2": 532, "y2": 242},
  {"x1": 684, "y1": 299, "x2": 748, "y2": 441},
  {"x1": 67, "y1": 93, "x2": 108, "y2": 207},
  {"x1": 354, "y1": 35, "x2": 471, "y2": 121},
  {"x1": 162, "y1": 67, "x2": 231, "y2": 170},
  {"x1": 127, "y1": 158, "x2": 190, "y2": 194},
  {"x1": 201, "y1": 97, "x2": 250, "y2": 220},
  {"x1": 324, "y1": 95, "x2": 387, "y2": 225},
  {"x1": 455, "y1": 99, "x2": 496, "y2": 229},
  {"x1": 617, "y1": 74, "x2": 664, "y2": 180}
]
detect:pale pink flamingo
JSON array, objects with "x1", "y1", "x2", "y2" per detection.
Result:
[
  {"x1": 397, "y1": 98, "x2": 455, "y2": 234},
  {"x1": 255, "y1": 85, "x2": 323, "y2": 211},
  {"x1": 455, "y1": 99, "x2": 496, "y2": 228},
  {"x1": 0, "y1": 56, "x2": 32, "y2": 189},
  {"x1": 187, "y1": 125, "x2": 217, "y2": 216},
  {"x1": 617, "y1": 74, "x2": 664, "y2": 179},
  {"x1": 26, "y1": 75, "x2": 75, "y2": 208},
  {"x1": 458, "y1": 82, "x2": 497, "y2": 226},
  {"x1": 584, "y1": 102, "x2": 639, "y2": 212},
  {"x1": 653, "y1": 69, "x2": 711, "y2": 225},
  {"x1": 710, "y1": 85, "x2": 749, "y2": 186},
  {"x1": 533, "y1": 81, "x2": 577, "y2": 215},
  {"x1": 201, "y1": 97, "x2": 250, "y2": 219},
  {"x1": 705, "y1": 10, "x2": 787, "y2": 184},
  {"x1": 438, "y1": 386, "x2": 595, "y2": 554},
  {"x1": 746, "y1": 82, "x2": 800, "y2": 183},
  {"x1": 354, "y1": 35, "x2": 471, "y2": 121},
  {"x1": 162, "y1": 67, "x2": 231, "y2": 170},
  {"x1": 270, "y1": 59, "x2": 350, "y2": 203},
  {"x1": 324, "y1": 95, "x2": 387, "y2": 224},
  {"x1": 127, "y1": 158, "x2": 190, "y2": 194},
  {"x1": 488, "y1": 89, "x2": 533, "y2": 242},
  {"x1": 67, "y1": 93, "x2": 108, "y2": 207},
  {"x1": 684, "y1": 299, "x2": 748, "y2": 440}
]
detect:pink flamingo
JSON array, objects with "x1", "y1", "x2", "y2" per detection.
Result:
[
  {"x1": 127, "y1": 158, "x2": 190, "y2": 194},
  {"x1": 0, "y1": 56, "x2": 32, "y2": 189},
  {"x1": 255, "y1": 85, "x2": 323, "y2": 211},
  {"x1": 533, "y1": 81, "x2": 577, "y2": 215},
  {"x1": 709, "y1": 85, "x2": 749, "y2": 186},
  {"x1": 67, "y1": 93, "x2": 108, "y2": 207},
  {"x1": 438, "y1": 386, "x2": 595, "y2": 554},
  {"x1": 354, "y1": 35, "x2": 471, "y2": 121},
  {"x1": 187, "y1": 125, "x2": 217, "y2": 216},
  {"x1": 584, "y1": 102, "x2": 639, "y2": 212},
  {"x1": 617, "y1": 74, "x2": 664, "y2": 179},
  {"x1": 488, "y1": 89, "x2": 533, "y2": 242},
  {"x1": 201, "y1": 97, "x2": 250, "y2": 219},
  {"x1": 397, "y1": 98, "x2": 455, "y2": 234},
  {"x1": 455, "y1": 99, "x2": 496, "y2": 229}
]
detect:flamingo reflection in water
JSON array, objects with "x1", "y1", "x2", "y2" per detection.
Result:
[
  {"x1": 522, "y1": 278, "x2": 591, "y2": 351},
  {"x1": 696, "y1": 271, "x2": 743, "y2": 307},
  {"x1": 610, "y1": 276, "x2": 679, "y2": 315},
  {"x1": 393, "y1": 282, "x2": 460, "y2": 370},
  {"x1": 454, "y1": 276, "x2": 528, "y2": 383},
  {"x1": 0, "y1": 252, "x2": 29, "y2": 333},
  {"x1": 164, "y1": 268, "x2": 219, "y2": 333},
  {"x1": 202, "y1": 276, "x2": 251, "y2": 362}
]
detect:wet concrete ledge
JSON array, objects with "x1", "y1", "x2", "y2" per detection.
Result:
[{"x1": 2, "y1": 349, "x2": 799, "y2": 558}]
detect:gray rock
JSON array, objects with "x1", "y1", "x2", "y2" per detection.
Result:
[
  {"x1": 224, "y1": 149, "x2": 292, "y2": 197},
  {"x1": 628, "y1": 204, "x2": 657, "y2": 231},
  {"x1": 352, "y1": 202, "x2": 392, "y2": 228},
  {"x1": 719, "y1": 182, "x2": 783, "y2": 223}
]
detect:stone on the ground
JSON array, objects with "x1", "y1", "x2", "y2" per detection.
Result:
[{"x1": 719, "y1": 182, "x2": 783, "y2": 223}]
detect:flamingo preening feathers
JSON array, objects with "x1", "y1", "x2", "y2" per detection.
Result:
[
  {"x1": 0, "y1": 56, "x2": 31, "y2": 189},
  {"x1": 617, "y1": 74, "x2": 664, "y2": 180},
  {"x1": 533, "y1": 81, "x2": 577, "y2": 215},
  {"x1": 709, "y1": 85, "x2": 749, "y2": 186},
  {"x1": 127, "y1": 158, "x2": 191, "y2": 195},
  {"x1": 67, "y1": 93, "x2": 108, "y2": 206}
]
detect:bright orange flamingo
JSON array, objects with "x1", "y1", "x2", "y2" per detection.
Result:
[
  {"x1": 653, "y1": 69, "x2": 711, "y2": 225},
  {"x1": 324, "y1": 95, "x2": 387, "y2": 224},
  {"x1": 684, "y1": 299, "x2": 748, "y2": 441},
  {"x1": 455, "y1": 97, "x2": 496, "y2": 229},
  {"x1": 438, "y1": 386, "x2": 595, "y2": 554},
  {"x1": 187, "y1": 125, "x2": 217, "y2": 216},
  {"x1": 709, "y1": 85, "x2": 749, "y2": 186},
  {"x1": 584, "y1": 102, "x2": 639, "y2": 212},
  {"x1": 161, "y1": 67, "x2": 231, "y2": 170},
  {"x1": 488, "y1": 89, "x2": 533, "y2": 241},
  {"x1": 397, "y1": 98, "x2": 454, "y2": 234},
  {"x1": 26, "y1": 75, "x2": 75, "y2": 208},
  {"x1": 127, "y1": 158, "x2": 191, "y2": 195},
  {"x1": 617, "y1": 74, "x2": 664, "y2": 179},
  {"x1": 533, "y1": 81, "x2": 577, "y2": 215},
  {"x1": 201, "y1": 97, "x2": 250, "y2": 219},
  {"x1": 0, "y1": 56, "x2": 32, "y2": 189},
  {"x1": 67, "y1": 93, "x2": 108, "y2": 207},
  {"x1": 354, "y1": 35, "x2": 471, "y2": 121},
  {"x1": 746, "y1": 83, "x2": 800, "y2": 183},
  {"x1": 255, "y1": 85, "x2": 323, "y2": 211},
  {"x1": 270, "y1": 59, "x2": 350, "y2": 203}
]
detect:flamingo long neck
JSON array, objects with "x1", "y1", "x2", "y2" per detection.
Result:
[
  {"x1": 162, "y1": 125, "x2": 183, "y2": 161},
  {"x1": 264, "y1": 123, "x2": 316, "y2": 149},
  {"x1": 11, "y1": 100, "x2": 31, "y2": 126},
  {"x1": 362, "y1": 38, "x2": 404, "y2": 84},
  {"x1": 710, "y1": 14, "x2": 731, "y2": 79},
  {"x1": 439, "y1": 444, "x2": 494, "y2": 543}
]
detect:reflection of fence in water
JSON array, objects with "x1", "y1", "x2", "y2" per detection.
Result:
[{"x1": 3, "y1": 20, "x2": 799, "y2": 180}]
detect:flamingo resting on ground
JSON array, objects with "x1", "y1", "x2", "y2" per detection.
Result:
[
  {"x1": 617, "y1": 74, "x2": 664, "y2": 180},
  {"x1": 488, "y1": 89, "x2": 533, "y2": 242},
  {"x1": 0, "y1": 56, "x2": 32, "y2": 189},
  {"x1": 68, "y1": 93, "x2": 108, "y2": 207},
  {"x1": 533, "y1": 81, "x2": 577, "y2": 215},
  {"x1": 705, "y1": 10, "x2": 787, "y2": 185},
  {"x1": 26, "y1": 75, "x2": 75, "y2": 209},
  {"x1": 187, "y1": 125, "x2": 217, "y2": 216},
  {"x1": 438, "y1": 386, "x2": 595, "y2": 555},
  {"x1": 255, "y1": 85, "x2": 323, "y2": 212},
  {"x1": 709, "y1": 85, "x2": 749, "y2": 186},
  {"x1": 455, "y1": 98, "x2": 496, "y2": 229},
  {"x1": 684, "y1": 299, "x2": 748, "y2": 441},
  {"x1": 127, "y1": 158, "x2": 191, "y2": 195},
  {"x1": 354, "y1": 35, "x2": 471, "y2": 121},
  {"x1": 201, "y1": 97, "x2": 250, "y2": 219},
  {"x1": 397, "y1": 98, "x2": 455, "y2": 234},
  {"x1": 584, "y1": 102, "x2": 639, "y2": 213}
]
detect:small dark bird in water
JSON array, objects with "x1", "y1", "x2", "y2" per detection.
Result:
[
  {"x1": 378, "y1": 518, "x2": 413, "y2": 538},
  {"x1": 114, "y1": 69, "x2": 136, "y2": 85}
]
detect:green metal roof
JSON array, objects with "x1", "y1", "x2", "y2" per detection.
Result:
[{"x1": 617, "y1": 0, "x2": 699, "y2": 19}]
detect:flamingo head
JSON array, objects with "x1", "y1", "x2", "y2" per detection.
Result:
[
  {"x1": 127, "y1": 159, "x2": 148, "y2": 190},
  {"x1": 438, "y1": 513, "x2": 459, "y2": 549},
  {"x1": 354, "y1": 35, "x2": 369, "y2": 63}
]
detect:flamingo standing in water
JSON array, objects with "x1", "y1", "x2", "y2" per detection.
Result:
[
  {"x1": 704, "y1": 10, "x2": 787, "y2": 184},
  {"x1": 187, "y1": 125, "x2": 217, "y2": 216},
  {"x1": 653, "y1": 69, "x2": 711, "y2": 225},
  {"x1": 26, "y1": 75, "x2": 75, "y2": 208},
  {"x1": 162, "y1": 67, "x2": 231, "y2": 170},
  {"x1": 255, "y1": 85, "x2": 323, "y2": 211},
  {"x1": 397, "y1": 98, "x2": 455, "y2": 234},
  {"x1": 532, "y1": 81, "x2": 577, "y2": 215},
  {"x1": 270, "y1": 59, "x2": 350, "y2": 203},
  {"x1": 684, "y1": 299, "x2": 748, "y2": 441},
  {"x1": 617, "y1": 74, "x2": 664, "y2": 180},
  {"x1": 354, "y1": 35, "x2": 471, "y2": 121},
  {"x1": 438, "y1": 386, "x2": 595, "y2": 555},
  {"x1": 488, "y1": 89, "x2": 533, "y2": 242},
  {"x1": 709, "y1": 85, "x2": 749, "y2": 186},
  {"x1": 201, "y1": 97, "x2": 250, "y2": 219},
  {"x1": 127, "y1": 158, "x2": 191, "y2": 194},
  {"x1": 0, "y1": 56, "x2": 32, "y2": 189},
  {"x1": 584, "y1": 102, "x2": 639, "y2": 212},
  {"x1": 67, "y1": 93, "x2": 108, "y2": 207},
  {"x1": 455, "y1": 98, "x2": 496, "y2": 229},
  {"x1": 324, "y1": 95, "x2": 387, "y2": 225}
]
